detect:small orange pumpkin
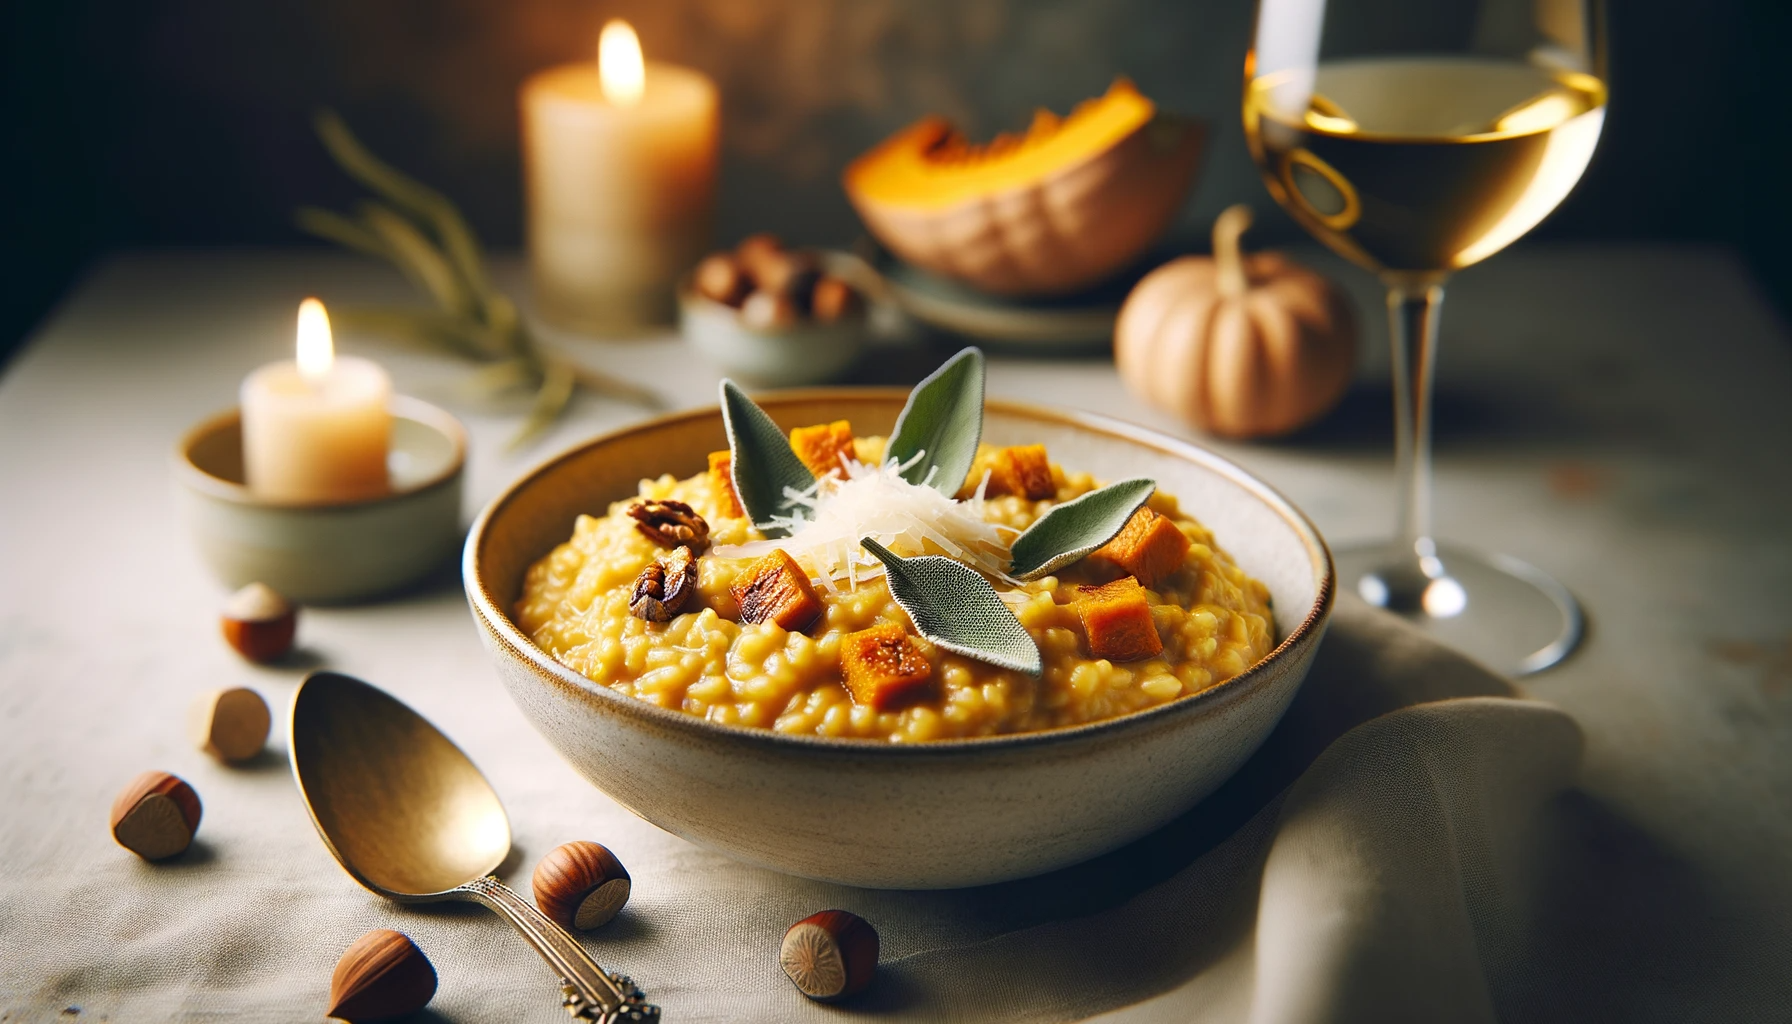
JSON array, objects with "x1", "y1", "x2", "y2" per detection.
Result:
[{"x1": 1114, "y1": 205, "x2": 1356, "y2": 439}]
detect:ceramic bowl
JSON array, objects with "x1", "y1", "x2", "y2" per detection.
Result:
[
  {"x1": 464, "y1": 392, "x2": 1333, "y2": 889},
  {"x1": 175, "y1": 396, "x2": 466, "y2": 605},
  {"x1": 678, "y1": 252, "x2": 868, "y2": 387}
]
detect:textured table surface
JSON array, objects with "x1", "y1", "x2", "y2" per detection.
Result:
[{"x1": 2, "y1": 245, "x2": 1788, "y2": 1020}]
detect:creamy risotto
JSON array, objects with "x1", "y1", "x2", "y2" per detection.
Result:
[{"x1": 515, "y1": 429, "x2": 1275, "y2": 743}]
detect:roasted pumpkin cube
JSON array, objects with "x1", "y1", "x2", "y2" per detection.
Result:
[
  {"x1": 708, "y1": 449, "x2": 743, "y2": 517},
  {"x1": 789, "y1": 420, "x2": 855, "y2": 477},
  {"x1": 840, "y1": 623, "x2": 936, "y2": 710},
  {"x1": 1076, "y1": 576, "x2": 1163, "y2": 662},
  {"x1": 989, "y1": 444, "x2": 1055, "y2": 499},
  {"x1": 730, "y1": 549, "x2": 823, "y2": 631},
  {"x1": 1088, "y1": 506, "x2": 1189, "y2": 589},
  {"x1": 962, "y1": 444, "x2": 1056, "y2": 499}
]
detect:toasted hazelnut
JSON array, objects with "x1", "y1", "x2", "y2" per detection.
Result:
[
  {"x1": 780, "y1": 910, "x2": 879, "y2": 1001},
  {"x1": 810, "y1": 276, "x2": 863, "y2": 324},
  {"x1": 694, "y1": 253, "x2": 750, "y2": 307},
  {"x1": 741, "y1": 289, "x2": 800, "y2": 331},
  {"x1": 221, "y1": 582, "x2": 296, "y2": 663},
  {"x1": 533, "y1": 840, "x2": 632, "y2": 931},
  {"x1": 755, "y1": 253, "x2": 822, "y2": 309},
  {"x1": 188, "y1": 686, "x2": 271, "y2": 763},
  {"x1": 734, "y1": 232, "x2": 785, "y2": 280},
  {"x1": 109, "y1": 770, "x2": 202, "y2": 861},
  {"x1": 328, "y1": 929, "x2": 437, "y2": 1022}
]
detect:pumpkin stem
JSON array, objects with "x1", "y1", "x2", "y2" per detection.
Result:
[{"x1": 1213, "y1": 204, "x2": 1253, "y2": 298}]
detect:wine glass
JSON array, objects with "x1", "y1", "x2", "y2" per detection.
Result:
[{"x1": 1244, "y1": 0, "x2": 1606, "y2": 674}]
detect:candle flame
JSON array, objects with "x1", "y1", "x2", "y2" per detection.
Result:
[
  {"x1": 296, "y1": 297, "x2": 334, "y2": 382},
  {"x1": 599, "y1": 20, "x2": 645, "y2": 106}
]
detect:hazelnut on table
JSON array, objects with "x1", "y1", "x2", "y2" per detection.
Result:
[
  {"x1": 781, "y1": 909, "x2": 879, "y2": 1001},
  {"x1": 109, "y1": 770, "x2": 202, "y2": 861},
  {"x1": 328, "y1": 929, "x2": 437, "y2": 1022},
  {"x1": 533, "y1": 840, "x2": 632, "y2": 930},
  {"x1": 189, "y1": 686, "x2": 271, "y2": 763},
  {"x1": 220, "y1": 581, "x2": 296, "y2": 663}
]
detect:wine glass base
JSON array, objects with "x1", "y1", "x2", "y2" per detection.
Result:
[{"x1": 1335, "y1": 541, "x2": 1583, "y2": 677}]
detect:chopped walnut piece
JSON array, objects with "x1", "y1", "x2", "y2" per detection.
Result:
[
  {"x1": 730, "y1": 549, "x2": 823, "y2": 631},
  {"x1": 628, "y1": 499, "x2": 710, "y2": 552},
  {"x1": 630, "y1": 546, "x2": 698, "y2": 622}
]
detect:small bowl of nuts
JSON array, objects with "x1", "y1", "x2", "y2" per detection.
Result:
[{"x1": 679, "y1": 234, "x2": 869, "y2": 387}]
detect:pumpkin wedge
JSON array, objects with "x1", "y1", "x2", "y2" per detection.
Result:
[{"x1": 845, "y1": 78, "x2": 1206, "y2": 297}]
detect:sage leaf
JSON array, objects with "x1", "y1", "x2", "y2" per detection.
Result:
[
  {"x1": 861, "y1": 537, "x2": 1042, "y2": 676},
  {"x1": 721, "y1": 380, "x2": 816, "y2": 538},
  {"x1": 1008, "y1": 478, "x2": 1156, "y2": 580},
  {"x1": 888, "y1": 347, "x2": 985, "y2": 496}
]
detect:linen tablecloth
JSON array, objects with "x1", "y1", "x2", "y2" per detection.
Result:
[{"x1": 3, "y1": 247, "x2": 1790, "y2": 1020}]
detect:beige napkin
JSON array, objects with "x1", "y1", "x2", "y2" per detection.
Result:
[{"x1": 1, "y1": 595, "x2": 1717, "y2": 1022}]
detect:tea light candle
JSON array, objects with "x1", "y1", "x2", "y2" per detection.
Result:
[
  {"x1": 521, "y1": 19, "x2": 719, "y2": 334},
  {"x1": 241, "y1": 298, "x2": 392, "y2": 503}
]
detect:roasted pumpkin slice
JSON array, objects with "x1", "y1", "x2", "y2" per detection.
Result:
[
  {"x1": 844, "y1": 77, "x2": 1205, "y2": 297},
  {"x1": 731, "y1": 549, "x2": 823, "y2": 631},
  {"x1": 840, "y1": 623, "x2": 936, "y2": 711},
  {"x1": 1076, "y1": 576, "x2": 1163, "y2": 662}
]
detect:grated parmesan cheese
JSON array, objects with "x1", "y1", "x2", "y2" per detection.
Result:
[{"x1": 713, "y1": 453, "x2": 1015, "y2": 591}]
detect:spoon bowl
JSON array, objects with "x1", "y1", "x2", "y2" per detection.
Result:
[{"x1": 290, "y1": 671, "x2": 658, "y2": 1021}]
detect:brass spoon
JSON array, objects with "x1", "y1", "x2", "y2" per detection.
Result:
[{"x1": 289, "y1": 671, "x2": 659, "y2": 1022}]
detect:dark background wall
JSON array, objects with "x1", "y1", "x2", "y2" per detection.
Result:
[{"x1": 5, "y1": 0, "x2": 1788, "y2": 365}]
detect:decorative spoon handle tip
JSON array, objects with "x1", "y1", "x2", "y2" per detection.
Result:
[{"x1": 457, "y1": 876, "x2": 657, "y2": 1020}]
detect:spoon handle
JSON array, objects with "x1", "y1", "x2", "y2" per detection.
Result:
[{"x1": 458, "y1": 875, "x2": 660, "y2": 1022}]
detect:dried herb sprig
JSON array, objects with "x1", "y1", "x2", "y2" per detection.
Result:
[{"x1": 296, "y1": 109, "x2": 662, "y2": 447}]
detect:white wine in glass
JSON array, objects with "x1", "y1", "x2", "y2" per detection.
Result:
[{"x1": 1245, "y1": 1, "x2": 1607, "y2": 674}]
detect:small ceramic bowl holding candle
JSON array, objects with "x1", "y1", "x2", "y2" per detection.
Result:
[{"x1": 173, "y1": 299, "x2": 467, "y2": 604}]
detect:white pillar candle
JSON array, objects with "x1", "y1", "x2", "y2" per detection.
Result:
[
  {"x1": 241, "y1": 298, "x2": 392, "y2": 503},
  {"x1": 521, "y1": 19, "x2": 719, "y2": 334}
]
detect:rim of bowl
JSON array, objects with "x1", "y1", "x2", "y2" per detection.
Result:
[
  {"x1": 464, "y1": 390, "x2": 1335, "y2": 757},
  {"x1": 174, "y1": 395, "x2": 468, "y2": 510}
]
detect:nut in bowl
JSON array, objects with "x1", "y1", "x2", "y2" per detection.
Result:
[
  {"x1": 680, "y1": 234, "x2": 868, "y2": 388},
  {"x1": 464, "y1": 352, "x2": 1333, "y2": 888}
]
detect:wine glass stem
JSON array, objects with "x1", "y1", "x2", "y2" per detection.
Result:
[{"x1": 1385, "y1": 277, "x2": 1446, "y2": 567}]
